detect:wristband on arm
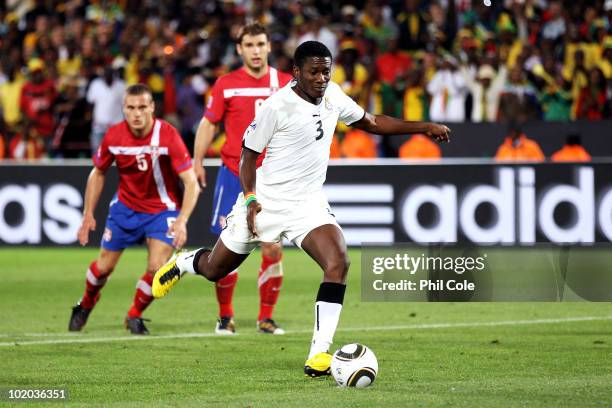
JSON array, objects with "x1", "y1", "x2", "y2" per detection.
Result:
[{"x1": 244, "y1": 192, "x2": 257, "y2": 207}]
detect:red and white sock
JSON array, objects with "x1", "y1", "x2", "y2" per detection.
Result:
[
  {"x1": 258, "y1": 255, "x2": 283, "y2": 322},
  {"x1": 215, "y1": 270, "x2": 238, "y2": 318},
  {"x1": 80, "y1": 261, "x2": 107, "y2": 309},
  {"x1": 127, "y1": 273, "x2": 154, "y2": 318}
]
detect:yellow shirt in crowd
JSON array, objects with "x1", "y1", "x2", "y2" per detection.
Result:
[{"x1": 0, "y1": 76, "x2": 25, "y2": 126}]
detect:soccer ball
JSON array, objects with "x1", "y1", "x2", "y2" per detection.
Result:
[{"x1": 331, "y1": 343, "x2": 378, "y2": 388}]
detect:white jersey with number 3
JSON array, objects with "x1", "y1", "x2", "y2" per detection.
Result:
[{"x1": 243, "y1": 81, "x2": 365, "y2": 204}]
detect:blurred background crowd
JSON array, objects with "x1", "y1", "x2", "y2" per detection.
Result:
[{"x1": 0, "y1": 0, "x2": 610, "y2": 160}]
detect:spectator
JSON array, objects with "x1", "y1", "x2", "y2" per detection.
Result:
[
  {"x1": 333, "y1": 41, "x2": 371, "y2": 137},
  {"x1": 86, "y1": 66, "x2": 126, "y2": 153},
  {"x1": 376, "y1": 36, "x2": 411, "y2": 117},
  {"x1": 565, "y1": 49, "x2": 589, "y2": 118},
  {"x1": 332, "y1": 41, "x2": 369, "y2": 106},
  {"x1": 402, "y1": 67, "x2": 427, "y2": 121},
  {"x1": 85, "y1": 1, "x2": 124, "y2": 23},
  {"x1": 576, "y1": 68, "x2": 607, "y2": 120},
  {"x1": 551, "y1": 134, "x2": 591, "y2": 162},
  {"x1": 541, "y1": 0, "x2": 566, "y2": 44},
  {"x1": 399, "y1": 134, "x2": 441, "y2": 160},
  {"x1": 297, "y1": 7, "x2": 338, "y2": 59},
  {"x1": 23, "y1": 14, "x2": 50, "y2": 60},
  {"x1": 495, "y1": 127, "x2": 545, "y2": 162},
  {"x1": 500, "y1": 66, "x2": 539, "y2": 120},
  {"x1": 461, "y1": 64, "x2": 507, "y2": 122},
  {"x1": 396, "y1": 0, "x2": 428, "y2": 52},
  {"x1": 337, "y1": 5, "x2": 360, "y2": 49},
  {"x1": 57, "y1": 39, "x2": 82, "y2": 77},
  {"x1": 563, "y1": 27, "x2": 598, "y2": 81},
  {"x1": 599, "y1": 41, "x2": 612, "y2": 80},
  {"x1": 427, "y1": 56, "x2": 467, "y2": 122},
  {"x1": 376, "y1": 37, "x2": 412, "y2": 85},
  {"x1": 0, "y1": 0, "x2": 609, "y2": 161},
  {"x1": 538, "y1": 72, "x2": 573, "y2": 121},
  {"x1": 426, "y1": 0, "x2": 457, "y2": 52},
  {"x1": 498, "y1": 19, "x2": 521, "y2": 67},
  {"x1": 0, "y1": 65, "x2": 25, "y2": 135},
  {"x1": 9, "y1": 127, "x2": 45, "y2": 160},
  {"x1": 20, "y1": 58, "x2": 57, "y2": 155},
  {"x1": 361, "y1": 1, "x2": 397, "y2": 53},
  {"x1": 52, "y1": 76, "x2": 91, "y2": 158}
]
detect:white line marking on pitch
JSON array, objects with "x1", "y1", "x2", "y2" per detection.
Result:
[
  {"x1": 0, "y1": 332, "x2": 120, "y2": 338},
  {"x1": 1, "y1": 315, "x2": 610, "y2": 347}
]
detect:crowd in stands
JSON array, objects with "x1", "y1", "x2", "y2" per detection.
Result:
[{"x1": 0, "y1": 0, "x2": 610, "y2": 160}]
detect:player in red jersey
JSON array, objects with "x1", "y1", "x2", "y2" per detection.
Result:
[
  {"x1": 193, "y1": 23, "x2": 292, "y2": 335},
  {"x1": 68, "y1": 84, "x2": 199, "y2": 335}
]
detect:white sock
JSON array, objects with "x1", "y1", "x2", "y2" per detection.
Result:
[
  {"x1": 308, "y1": 301, "x2": 343, "y2": 359},
  {"x1": 176, "y1": 249, "x2": 201, "y2": 275}
]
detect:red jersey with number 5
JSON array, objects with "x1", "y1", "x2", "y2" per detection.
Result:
[
  {"x1": 204, "y1": 66, "x2": 292, "y2": 175},
  {"x1": 93, "y1": 119, "x2": 192, "y2": 213}
]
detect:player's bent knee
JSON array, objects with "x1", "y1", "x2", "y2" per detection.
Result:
[{"x1": 323, "y1": 255, "x2": 350, "y2": 283}]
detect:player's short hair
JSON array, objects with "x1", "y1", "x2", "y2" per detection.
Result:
[
  {"x1": 294, "y1": 41, "x2": 332, "y2": 68},
  {"x1": 125, "y1": 84, "x2": 153, "y2": 99},
  {"x1": 237, "y1": 23, "x2": 270, "y2": 44}
]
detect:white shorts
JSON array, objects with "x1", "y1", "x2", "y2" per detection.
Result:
[{"x1": 220, "y1": 191, "x2": 341, "y2": 254}]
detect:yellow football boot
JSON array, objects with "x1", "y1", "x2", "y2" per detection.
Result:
[
  {"x1": 304, "y1": 352, "x2": 332, "y2": 377},
  {"x1": 152, "y1": 252, "x2": 183, "y2": 299}
]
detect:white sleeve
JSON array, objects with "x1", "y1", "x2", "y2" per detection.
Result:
[
  {"x1": 242, "y1": 105, "x2": 278, "y2": 153},
  {"x1": 332, "y1": 83, "x2": 365, "y2": 126}
]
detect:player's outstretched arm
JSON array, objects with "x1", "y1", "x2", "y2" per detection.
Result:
[
  {"x1": 169, "y1": 169, "x2": 200, "y2": 249},
  {"x1": 193, "y1": 117, "x2": 217, "y2": 190},
  {"x1": 239, "y1": 147, "x2": 262, "y2": 237},
  {"x1": 352, "y1": 112, "x2": 451, "y2": 143},
  {"x1": 77, "y1": 168, "x2": 106, "y2": 246}
]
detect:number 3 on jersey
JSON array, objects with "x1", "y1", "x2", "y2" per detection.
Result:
[{"x1": 315, "y1": 120, "x2": 323, "y2": 141}]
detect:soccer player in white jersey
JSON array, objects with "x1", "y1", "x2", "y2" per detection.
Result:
[{"x1": 152, "y1": 41, "x2": 450, "y2": 376}]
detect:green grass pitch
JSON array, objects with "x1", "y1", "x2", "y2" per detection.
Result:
[{"x1": 1, "y1": 247, "x2": 611, "y2": 407}]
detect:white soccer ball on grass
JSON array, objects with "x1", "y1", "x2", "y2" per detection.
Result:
[{"x1": 331, "y1": 343, "x2": 378, "y2": 388}]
